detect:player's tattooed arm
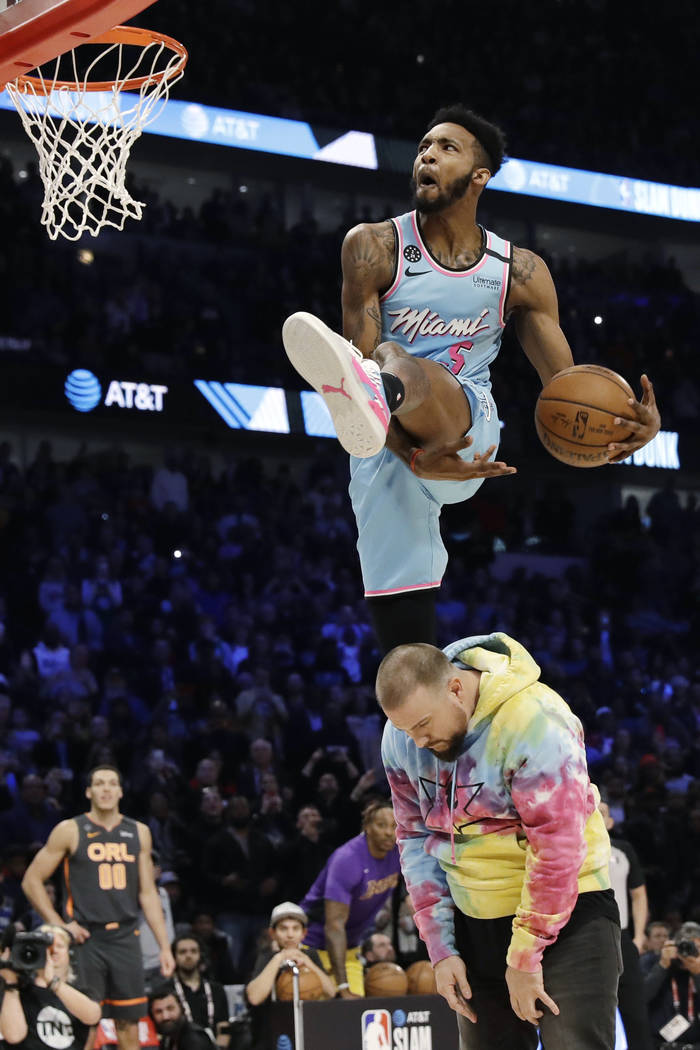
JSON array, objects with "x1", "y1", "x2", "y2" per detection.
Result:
[
  {"x1": 510, "y1": 246, "x2": 537, "y2": 289},
  {"x1": 341, "y1": 222, "x2": 395, "y2": 356},
  {"x1": 508, "y1": 247, "x2": 575, "y2": 385}
]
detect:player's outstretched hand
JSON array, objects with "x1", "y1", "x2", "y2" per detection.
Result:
[
  {"x1": 505, "y1": 965, "x2": 559, "y2": 1026},
  {"x1": 607, "y1": 374, "x2": 660, "y2": 463},
  {"x1": 434, "y1": 956, "x2": 476, "y2": 1022},
  {"x1": 412, "y1": 436, "x2": 517, "y2": 482}
]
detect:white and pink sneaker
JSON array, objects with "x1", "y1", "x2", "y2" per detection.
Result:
[{"x1": 282, "y1": 312, "x2": 390, "y2": 458}]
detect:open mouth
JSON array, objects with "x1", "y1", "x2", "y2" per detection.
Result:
[{"x1": 418, "y1": 172, "x2": 438, "y2": 188}]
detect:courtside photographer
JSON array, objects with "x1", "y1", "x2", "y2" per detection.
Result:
[
  {"x1": 642, "y1": 921, "x2": 700, "y2": 1048},
  {"x1": 0, "y1": 923, "x2": 100, "y2": 1050}
]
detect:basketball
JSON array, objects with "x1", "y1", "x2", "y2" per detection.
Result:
[
  {"x1": 406, "y1": 960, "x2": 437, "y2": 995},
  {"x1": 275, "y1": 964, "x2": 324, "y2": 1001},
  {"x1": 364, "y1": 961, "x2": 409, "y2": 997},
  {"x1": 534, "y1": 365, "x2": 636, "y2": 467}
]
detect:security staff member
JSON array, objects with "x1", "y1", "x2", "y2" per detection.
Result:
[{"x1": 21, "y1": 766, "x2": 175, "y2": 1050}]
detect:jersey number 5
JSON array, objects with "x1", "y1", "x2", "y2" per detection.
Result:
[{"x1": 448, "y1": 342, "x2": 473, "y2": 376}]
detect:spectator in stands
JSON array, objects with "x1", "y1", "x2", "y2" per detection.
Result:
[
  {"x1": 252, "y1": 773, "x2": 294, "y2": 849},
  {"x1": 642, "y1": 921, "x2": 672, "y2": 965},
  {"x1": 48, "y1": 584, "x2": 103, "y2": 651},
  {"x1": 148, "y1": 985, "x2": 213, "y2": 1050},
  {"x1": 141, "y1": 852, "x2": 176, "y2": 990},
  {"x1": 189, "y1": 915, "x2": 236, "y2": 986},
  {"x1": 31, "y1": 625, "x2": 71, "y2": 683},
  {"x1": 201, "y1": 795, "x2": 279, "y2": 976},
  {"x1": 234, "y1": 670, "x2": 288, "y2": 745},
  {"x1": 235, "y1": 739, "x2": 282, "y2": 800},
  {"x1": 279, "y1": 804, "x2": 334, "y2": 904},
  {"x1": 37, "y1": 557, "x2": 68, "y2": 617},
  {"x1": 81, "y1": 555, "x2": 123, "y2": 625},
  {"x1": 47, "y1": 644, "x2": 98, "y2": 704},
  {"x1": 186, "y1": 788, "x2": 226, "y2": 865},
  {"x1": 245, "y1": 901, "x2": 335, "y2": 1005},
  {"x1": 186, "y1": 758, "x2": 224, "y2": 816},
  {"x1": 362, "y1": 933, "x2": 396, "y2": 965},
  {"x1": 0, "y1": 774, "x2": 61, "y2": 847},
  {"x1": 170, "y1": 935, "x2": 229, "y2": 1042},
  {"x1": 150, "y1": 452, "x2": 189, "y2": 513},
  {"x1": 160, "y1": 872, "x2": 188, "y2": 928}
]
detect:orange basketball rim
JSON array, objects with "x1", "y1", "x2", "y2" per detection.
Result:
[{"x1": 0, "y1": 0, "x2": 188, "y2": 240}]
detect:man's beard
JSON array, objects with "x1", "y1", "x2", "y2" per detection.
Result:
[
  {"x1": 427, "y1": 732, "x2": 466, "y2": 762},
  {"x1": 157, "y1": 1020, "x2": 183, "y2": 1037},
  {"x1": 411, "y1": 170, "x2": 474, "y2": 215}
]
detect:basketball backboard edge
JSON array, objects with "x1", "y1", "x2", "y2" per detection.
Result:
[{"x1": 0, "y1": 0, "x2": 158, "y2": 87}]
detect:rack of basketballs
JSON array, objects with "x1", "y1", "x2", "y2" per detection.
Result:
[{"x1": 275, "y1": 960, "x2": 437, "y2": 1001}]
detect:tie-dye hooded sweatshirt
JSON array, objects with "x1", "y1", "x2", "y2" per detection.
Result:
[{"x1": 381, "y1": 632, "x2": 611, "y2": 973}]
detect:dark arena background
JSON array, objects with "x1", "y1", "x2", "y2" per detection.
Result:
[{"x1": 0, "y1": 2, "x2": 698, "y2": 1049}]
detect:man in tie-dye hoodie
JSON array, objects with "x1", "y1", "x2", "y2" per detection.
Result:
[{"x1": 378, "y1": 632, "x2": 622, "y2": 1050}]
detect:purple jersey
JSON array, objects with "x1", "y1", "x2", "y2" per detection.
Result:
[{"x1": 300, "y1": 833, "x2": 400, "y2": 948}]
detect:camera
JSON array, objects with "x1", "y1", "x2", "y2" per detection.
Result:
[
  {"x1": 675, "y1": 939, "x2": 699, "y2": 958},
  {"x1": 2, "y1": 927, "x2": 54, "y2": 976}
]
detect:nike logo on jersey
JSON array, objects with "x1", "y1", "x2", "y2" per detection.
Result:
[
  {"x1": 404, "y1": 267, "x2": 431, "y2": 277},
  {"x1": 87, "y1": 831, "x2": 100, "y2": 838}
]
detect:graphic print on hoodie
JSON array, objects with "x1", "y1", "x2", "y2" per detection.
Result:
[{"x1": 381, "y1": 633, "x2": 611, "y2": 973}]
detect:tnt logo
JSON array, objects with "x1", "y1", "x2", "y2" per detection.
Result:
[
  {"x1": 36, "y1": 1005, "x2": 74, "y2": 1049},
  {"x1": 362, "y1": 1009, "x2": 391, "y2": 1050},
  {"x1": 572, "y1": 409, "x2": 589, "y2": 439}
]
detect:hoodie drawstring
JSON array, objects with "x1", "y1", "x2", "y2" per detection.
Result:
[
  {"x1": 434, "y1": 754, "x2": 458, "y2": 865},
  {"x1": 450, "y1": 759, "x2": 457, "y2": 864}
]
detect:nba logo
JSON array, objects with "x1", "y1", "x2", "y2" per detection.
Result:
[
  {"x1": 572, "y1": 409, "x2": 589, "y2": 439},
  {"x1": 361, "y1": 1009, "x2": 392, "y2": 1050}
]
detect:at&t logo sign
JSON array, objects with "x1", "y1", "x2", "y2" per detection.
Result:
[
  {"x1": 64, "y1": 370, "x2": 168, "y2": 413},
  {"x1": 64, "y1": 369, "x2": 102, "y2": 412}
]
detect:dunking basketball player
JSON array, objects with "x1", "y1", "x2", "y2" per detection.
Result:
[
  {"x1": 283, "y1": 104, "x2": 660, "y2": 652},
  {"x1": 21, "y1": 766, "x2": 175, "y2": 1050}
]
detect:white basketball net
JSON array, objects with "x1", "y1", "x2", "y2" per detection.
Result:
[{"x1": 7, "y1": 36, "x2": 185, "y2": 240}]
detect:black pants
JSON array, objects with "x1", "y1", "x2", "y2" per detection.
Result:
[
  {"x1": 618, "y1": 930, "x2": 654, "y2": 1050},
  {"x1": 454, "y1": 912, "x2": 622, "y2": 1050}
]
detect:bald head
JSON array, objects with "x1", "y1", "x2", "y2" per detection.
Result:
[{"x1": 375, "y1": 644, "x2": 454, "y2": 712}]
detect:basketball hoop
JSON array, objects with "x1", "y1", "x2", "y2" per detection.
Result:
[{"x1": 6, "y1": 25, "x2": 187, "y2": 240}]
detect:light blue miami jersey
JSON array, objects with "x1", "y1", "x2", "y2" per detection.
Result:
[
  {"x1": 379, "y1": 210, "x2": 512, "y2": 392},
  {"x1": 348, "y1": 211, "x2": 514, "y2": 596}
]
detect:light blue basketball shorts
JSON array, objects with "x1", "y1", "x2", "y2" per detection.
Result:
[{"x1": 349, "y1": 379, "x2": 500, "y2": 597}]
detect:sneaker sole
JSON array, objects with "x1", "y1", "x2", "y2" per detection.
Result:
[{"x1": 282, "y1": 312, "x2": 387, "y2": 458}]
